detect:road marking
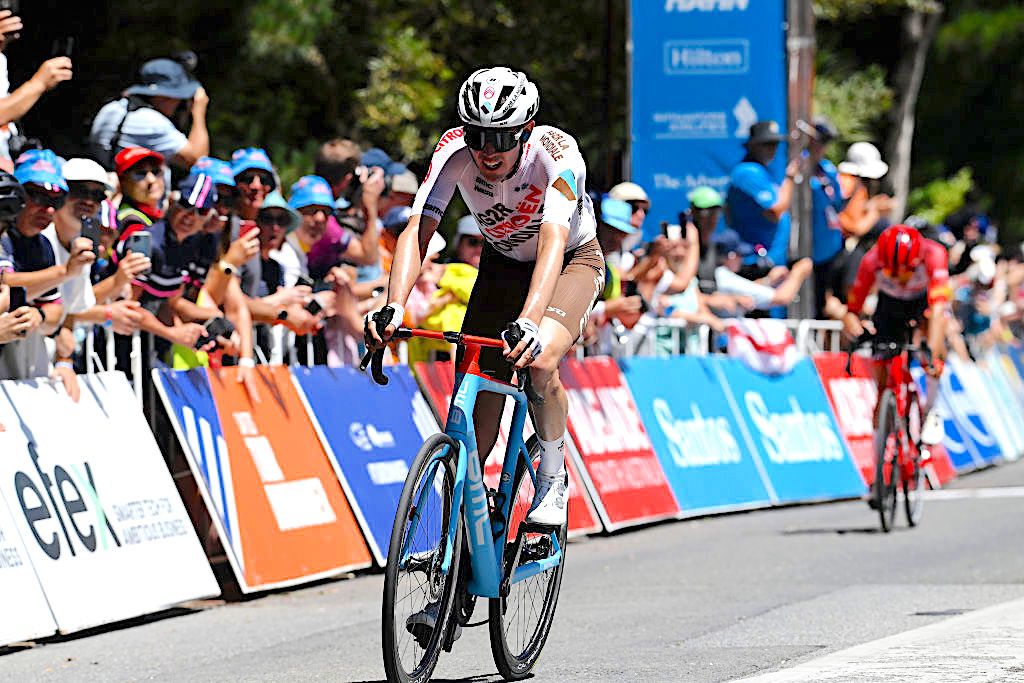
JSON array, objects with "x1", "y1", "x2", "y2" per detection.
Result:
[
  {"x1": 738, "y1": 596, "x2": 1024, "y2": 682},
  {"x1": 924, "y1": 486, "x2": 1024, "y2": 500}
]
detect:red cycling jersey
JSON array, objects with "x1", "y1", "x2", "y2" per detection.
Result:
[{"x1": 847, "y1": 237, "x2": 951, "y2": 315}]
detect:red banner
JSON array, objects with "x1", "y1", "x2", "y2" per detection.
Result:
[
  {"x1": 812, "y1": 353, "x2": 956, "y2": 487},
  {"x1": 414, "y1": 362, "x2": 602, "y2": 536},
  {"x1": 559, "y1": 357, "x2": 680, "y2": 529}
]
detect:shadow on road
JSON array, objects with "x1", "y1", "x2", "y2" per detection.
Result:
[
  {"x1": 781, "y1": 526, "x2": 883, "y2": 536},
  {"x1": 351, "y1": 677, "x2": 507, "y2": 683}
]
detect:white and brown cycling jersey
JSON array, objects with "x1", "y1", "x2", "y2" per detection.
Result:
[{"x1": 411, "y1": 125, "x2": 597, "y2": 262}]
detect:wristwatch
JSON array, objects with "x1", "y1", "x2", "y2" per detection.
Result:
[
  {"x1": 218, "y1": 259, "x2": 237, "y2": 277},
  {"x1": 276, "y1": 309, "x2": 289, "y2": 322}
]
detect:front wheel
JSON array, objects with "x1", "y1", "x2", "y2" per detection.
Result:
[
  {"x1": 874, "y1": 389, "x2": 900, "y2": 533},
  {"x1": 489, "y1": 437, "x2": 567, "y2": 681},
  {"x1": 382, "y1": 433, "x2": 462, "y2": 683}
]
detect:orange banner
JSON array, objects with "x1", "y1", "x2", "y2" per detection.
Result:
[{"x1": 205, "y1": 366, "x2": 371, "y2": 588}]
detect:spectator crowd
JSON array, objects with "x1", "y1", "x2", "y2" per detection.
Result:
[{"x1": 0, "y1": 11, "x2": 1019, "y2": 409}]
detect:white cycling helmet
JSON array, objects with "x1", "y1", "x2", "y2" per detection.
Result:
[{"x1": 457, "y1": 67, "x2": 539, "y2": 129}]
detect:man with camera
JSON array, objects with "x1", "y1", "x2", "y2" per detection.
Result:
[
  {"x1": 89, "y1": 56, "x2": 209, "y2": 171},
  {"x1": 0, "y1": 150, "x2": 66, "y2": 380},
  {"x1": 0, "y1": 7, "x2": 73, "y2": 170}
]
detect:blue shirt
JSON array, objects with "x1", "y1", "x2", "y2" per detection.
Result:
[
  {"x1": 726, "y1": 160, "x2": 791, "y2": 266},
  {"x1": 0, "y1": 228, "x2": 61, "y2": 304},
  {"x1": 89, "y1": 98, "x2": 187, "y2": 164},
  {"x1": 810, "y1": 159, "x2": 846, "y2": 263}
]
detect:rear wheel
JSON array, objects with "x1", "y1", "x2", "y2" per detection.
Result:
[
  {"x1": 874, "y1": 389, "x2": 900, "y2": 533},
  {"x1": 382, "y1": 434, "x2": 462, "y2": 683},
  {"x1": 489, "y1": 437, "x2": 567, "y2": 680}
]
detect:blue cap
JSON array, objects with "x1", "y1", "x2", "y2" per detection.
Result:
[
  {"x1": 712, "y1": 228, "x2": 754, "y2": 258},
  {"x1": 125, "y1": 58, "x2": 200, "y2": 100},
  {"x1": 382, "y1": 206, "x2": 412, "y2": 232},
  {"x1": 14, "y1": 149, "x2": 68, "y2": 192},
  {"x1": 259, "y1": 191, "x2": 300, "y2": 231},
  {"x1": 230, "y1": 147, "x2": 275, "y2": 179},
  {"x1": 600, "y1": 197, "x2": 636, "y2": 234},
  {"x1": 178, "y1": 173, "x2": 218, "y2": 210},
  {"x1": 362, "y1": 148, "x2": 407, "y2": 176},
  {"x1": 288, "y1": 175, "x2": 334, "y2": 210},
  {"x1": 191, "y1": 157, "x2": 235, "y2": 187}
]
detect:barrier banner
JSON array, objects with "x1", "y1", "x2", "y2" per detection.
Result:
[
  {"x1": 0, "y1": 485, "x2": 56, "y2": 645},
  {"x1": 812, "y1": 353, "x2": 876, "y2": 485},
  {"x1": 619, "y1": 356, "x2": 774, "y2": 514},
  {"x1": 560, "y1": 357, "x2": 680, "y2": 530},
  {"x1": 630, "y1": 0, "x2": 787, "y2": 239},
  {"x1": 292, "y1": 365, "x2": 442, "y2": 565},
  {"x1": 414, "y1": 362, "x2": 602, "y2": 536},
  {"x1": 714, "y1": 357, "x2": 866, "y2": 503},
  {"x1": 155, "y1": 367, "x2": 371, "y2": 593},
  {"x1": 0, "y1": 373, "x2": 218, "y2": 634},
  {"x1": 979, "y1": 351, "x2": 1024, "y2": 461},
  {"x1": 943, "y1": 356, "x2": 1002, "y2": 468}
]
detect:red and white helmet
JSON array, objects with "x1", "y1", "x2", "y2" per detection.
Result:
[
  {"x1": 876, "y1": 224, "x2": 923, "y2": 275},
  {"x1": 457, "y1": 67, "x2": 539, "y2": 129}
]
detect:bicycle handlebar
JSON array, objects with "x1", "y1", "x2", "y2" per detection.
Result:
[
  {"x1": 359, "y1": 314, "x2": 544, "y2": 404},
  {"x1": 844, "y1": 330, "x2": 931, "y2": 376}
]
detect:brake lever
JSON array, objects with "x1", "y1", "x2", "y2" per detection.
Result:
[
  {"x1": 361, "y1": 308, "x2": 396, "y2": 386},
  {"x1": 504, "y1": 323, "x2": 545, "y2": 406}
]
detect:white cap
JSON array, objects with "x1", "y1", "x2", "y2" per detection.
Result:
[
  {"x1": 391, "y1": 170, "x2": 419, "y2": 195},
  {"x1": 608, "y1": 181, "x2": 649, "y2": 204},
  {"x1": 426, "y1": 232, "x2": 446, "y2": 258},
  {"x1": 63, "y1": 158, "x2": 114, "y2": 192},
  {"x1": 837, "y1": 142, "x2": 889, "y2": 180},
  {"x1": 456, "y1": 215, "x2": 482, "y2": 237}
]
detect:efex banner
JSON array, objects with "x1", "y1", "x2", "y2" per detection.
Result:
[
  {"x1": 630, "y1": 0, "x2": 787, "y2": 239},
  {"x1": 0, "y1": 373, "x2": 218, "y2": 635}
]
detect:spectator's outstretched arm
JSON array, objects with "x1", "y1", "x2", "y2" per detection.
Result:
[
  {"x1": 169, "y1": 87, "x2": 209, "y2": 168},
  {"x1": 343, "y1": 167, "x2": 385, "y2": 266},
  {"x1": 38, "y1": 302, "x2": 63, "y2": 337},
  {"x1": 0, "y1": 58, "x2": 72, "y2": 126},
  {"x1": 222, "y1": 277, "x2": 254, "y2": 363},
  {"x1": 4, "y1": 266, "x2": 68, "y2": 300},
  {"x1": 92, "y1": 251, "x2": 151, "y2": 303},
  {"x1": 203, "y1": 226, "x2": 259, "y2": 306}
]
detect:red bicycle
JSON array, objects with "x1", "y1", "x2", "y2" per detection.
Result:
[{"x1": 848, "y1": 333, "x2": 930, "y2": 532}]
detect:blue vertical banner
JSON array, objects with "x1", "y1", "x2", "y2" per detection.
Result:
[{"x1": 630, "y1": 0, "x2": 787, "y2": 239}]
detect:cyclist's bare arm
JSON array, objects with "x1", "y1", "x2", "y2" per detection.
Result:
[{"x1": 371, "y1": 213, "x2": 439, "y2": 343}]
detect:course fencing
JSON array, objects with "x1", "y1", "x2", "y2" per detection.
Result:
[{"x1": 3, "y1": 323, "x2": 1024, "y2": 646}]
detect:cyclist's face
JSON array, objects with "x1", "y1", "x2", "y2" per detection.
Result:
[{"x1": 467, "y1": 121, "x2": 535, "y2": 182}]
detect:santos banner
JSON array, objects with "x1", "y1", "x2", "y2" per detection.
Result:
[
  {"x1": 293, "y1": 365, "x2": 443, "y2": 566},
  {"x1": 621, "y1": 356, "x2": 774, "y2": 514},
  {"x1": 414, "y1": 362, "x2": 602, "y2": 537},
  {"x1": 155, "y1": 367, "x2": 371, "y2": 593},
  {"x1": 0, "y1": 373, "x2": 218, "y2": 635},
  {"x1": 0, "y1": 483, "x2": 57, "y2": 645},
  {"x1": 630, "y1": 0, "x2": 787, "y2": 238}
]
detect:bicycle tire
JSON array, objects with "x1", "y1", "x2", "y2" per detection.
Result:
[
  {"x1": 382, "y1": 433, "x2": 463, "y2": 683},
  {"x1": 489, "y1": 437, "x2": 567, "y2": 681},
  {"x1": 874, "y1": 389, "x2": 899, "y2": 533}
]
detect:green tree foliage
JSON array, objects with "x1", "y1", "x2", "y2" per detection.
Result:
[
  {"x1": 907, "y1": 167, "x2": 974, "y2": 224},
  {"x1": 814, "y1": 65, "x2": 893, "y2": 152}
]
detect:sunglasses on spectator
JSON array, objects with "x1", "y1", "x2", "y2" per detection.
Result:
[
  {"x1": 177, "y1": 202, "x2": 217, "y2": 220},
  {"x1": 25, "y1": 187, "x2": 66, "y2": 210},
  {"x1": 627, "y1": 201, "x2": 649, "y2": 214},
  {"x1": 298, "y1": 205, "x2": 331, "y2": 217},
  {"x1": 461, "y1": 235, "x2": 484, "y2": 247},
  {"x1": 68, "y1": 185, "x2": 107, "y2": 203},
  {"x1": 257, "y1": 211, "x2": 291, "y2": 228},
  {"x1": 236, "y1": 171, "x2": 276, "y2": 189},
  {"x1": 127, "y1": 165, "x2": 162, "y2": 182},
  {"x1": 693, "y1": 206, "x2": 721, "y2": 215},
  {"x1": 463, "y1": 124, "x2": 525, "y2": 153}
]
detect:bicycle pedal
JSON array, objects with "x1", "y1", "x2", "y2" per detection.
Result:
[{"x1": 520, "y1": 521, "x2": 560, "y2": 535}]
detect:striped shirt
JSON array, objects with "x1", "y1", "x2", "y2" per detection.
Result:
[
  {"x1": 0, "y1": 228, "x2": 62, "y2": 304},
  {"x1": 117, "y1": 219, "x2": 200, "y2": 302}
]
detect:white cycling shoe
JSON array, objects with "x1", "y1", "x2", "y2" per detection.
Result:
[
  {"x1": 526, "y1": 472, "x2": 568, "y2": 527},
  {"x1": 921, "y1": 411, "x2": 945, "y2": 446}
]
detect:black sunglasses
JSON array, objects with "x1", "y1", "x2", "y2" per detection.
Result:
[
  {"x1": 236, "y1": 170, "x2": 276, "y2": 190},
  {"x1": 257, "y1": 211, "x2": 291, "y2": 228},
  {"x1": 68, "y1": 185, "x2": 107, "y2": 203},
  {"x1": 25, "y1": 187, "x2": 66, "y2": 210},
  {"x1": 177, "y1": 201, "x2": 217, "y2": 219},
  {"x1": 460, "y1": 235, "x2": 484, "y2": 247},
  {"x1": 127, "y1": 165, "x2": 162, "y2": 182},
  {"x1": 463, "y1": 125, "x2": 525, "y2": 153}
]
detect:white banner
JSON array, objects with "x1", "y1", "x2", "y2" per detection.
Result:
[
  {"x1": 0, "y1": 487, "x2": 57, "y2": 645},
  {"x1": 0, "y1": 373, "x2": 219, "y2": 634}
]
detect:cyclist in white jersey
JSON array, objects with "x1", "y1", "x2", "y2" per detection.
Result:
[{"x1": 366, "y1": 66, "x2": 604, "y2": 529}]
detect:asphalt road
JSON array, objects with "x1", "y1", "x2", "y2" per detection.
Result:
[{"x1": 5, "y1": 461, "x2": 1024, "y2": 682}]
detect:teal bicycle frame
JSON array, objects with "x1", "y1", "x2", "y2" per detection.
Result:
[{"x1": 399, "y1": 334, "x2": 563, "y2": 599}]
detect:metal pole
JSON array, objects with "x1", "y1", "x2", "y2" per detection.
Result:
[
  {"x1": 787, "y1": 0, "x2": 816, "y2": 319},
  {"x1": 623, "y1": 0, "x2": 633, "y2": 180}
]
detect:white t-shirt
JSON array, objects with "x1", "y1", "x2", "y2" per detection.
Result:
[
  {"x1": 269, "y1": 232, "x2": 309, "y2": 288},
  {"x1": 411, "y1": 125, "x2": 597, "y2": 262},
  {"x1": 89, "y1": 98, "x2": 187, "y2": 163},
  {"x1": 43, "y1": 224, "x2": 96, "y2": 315}
]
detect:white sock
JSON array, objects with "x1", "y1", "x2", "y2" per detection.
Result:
[{"x1": 537, "y1": 433, "x2": 566, "y2": 478}]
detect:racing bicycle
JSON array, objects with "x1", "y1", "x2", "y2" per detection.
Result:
[
  {"x1": 362, "y1": 318, "x2": 567, "y2": 683},
  {"x1": 848, "y1": 332, "x2": 930, "y2": 532}
]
